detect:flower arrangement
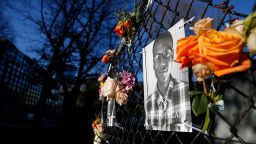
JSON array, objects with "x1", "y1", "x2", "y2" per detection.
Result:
[
  {"x1": 176, "y1": 18, "x2": 251, "y2": 77},
  {"x1": 98, "y1": 71, "x2": 135, "y2": 105},
  {"x1": 113, "y1": 2, "x2": 141, "y2": 52},
  {"x1": 175, "y1": 16, "x2": 253, "y2": 132},
  {"x1": 98, "y1": 1, "x2": 142, "y2": 126}
]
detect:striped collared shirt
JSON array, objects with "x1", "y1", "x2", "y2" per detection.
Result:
[{"x1": 145, "y1": 79, "x2": 192, "y2": 132}]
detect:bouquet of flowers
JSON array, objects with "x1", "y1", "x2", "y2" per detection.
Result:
[
  {"x1": 113, "y1": 1, "x2": 141, "y2": 52},
  {"x1": 98, "y1": 71, "x2": 136, "y2": 105},
  {"x1": 175, "y1": 17, "x2": 252, "y2": 132}
]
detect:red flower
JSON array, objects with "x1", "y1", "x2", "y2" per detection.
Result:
[
  {"x1": 124, "y1": 20, "x2": 131, "y2": 30},
  {"x1": 114, "y1": 21, "x2": 125, "y2": 37}
]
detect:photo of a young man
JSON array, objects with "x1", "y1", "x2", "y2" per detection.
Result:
[{"x1": 143, "y1": 19, "x2": 192, "y2": 132}]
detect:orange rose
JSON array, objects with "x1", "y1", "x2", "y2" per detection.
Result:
[
  {"x1": 101, "y1": 50, "x2": 116, "y2": 64},
  {"x1": 176, "y1": 36, "x2": 198, "y2": 68},
  {"x1": 176, "y1": 30, "x2": 251, "y2": 77},
  {"x1": 191, "y1": 17, "x2": 213, "y2": 36},
  {"x1": 101, "y1": 54, "x2": 110, "y2": 63},
  {"x1": 124, "y1": 20, "x2": 132, "y2": 29},
  {"x1": 114, "y1": 21, "x2": 125, "y2": 37}
]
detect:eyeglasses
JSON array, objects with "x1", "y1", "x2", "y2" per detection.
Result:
[{"x1": 153, "y1": 49, "x2": 173, "y2": 63}]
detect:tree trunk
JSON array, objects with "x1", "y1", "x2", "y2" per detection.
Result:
[{"x1": 33, "y1": 66, "x2": 53, "y2": 130}]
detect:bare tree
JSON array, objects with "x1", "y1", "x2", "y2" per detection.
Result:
[
  {"x1": 0, "y1": 3, "x2": 14, "y2": 41},
  {"x1": 8, "y1": 0, "x2": 128, "y2": 133}
]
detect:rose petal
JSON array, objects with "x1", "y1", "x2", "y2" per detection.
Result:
[{"x1": 100, "y1": 77, "x2": 117, "y2": 98}]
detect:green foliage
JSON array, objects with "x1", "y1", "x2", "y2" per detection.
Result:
[
  {"x1": 191, "y1": 87, "x2": 224, "y2": 132},
  {"x1": 244, "y1": 11, "x2": 256, "y2": 37},
  {"x1": 192, "y1": 93, "x2": 209, "y2": 116},
  {"x1": 202, "y1": 108, "x2": 211, "y2": 132}
]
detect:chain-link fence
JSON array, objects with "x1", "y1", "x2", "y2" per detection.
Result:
[{"x1": 100, "y1": 0, "x2": 256, "y2": 143}]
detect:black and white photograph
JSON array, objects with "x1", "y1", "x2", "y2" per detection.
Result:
[{"x1": 143, "y1": 19, "x2": 192, "y2": 132}]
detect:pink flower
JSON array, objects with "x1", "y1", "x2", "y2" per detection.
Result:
[
  {"x1": 119, "y1": 71, "x2": 135, "y2": 92},
  {"x1": 100, "y1": 77, "x2": 117, "y2": 98},
  {"x1": 116, "y1": 91, "x2": 128, "y2": 106}
]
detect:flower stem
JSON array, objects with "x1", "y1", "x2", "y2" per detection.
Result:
[
  {"x1": 203, "y1": 80, "x2": 208, "y2": 96},
  {"x1": 202, "y1": 108, "x2": 211, "y2": 132}
]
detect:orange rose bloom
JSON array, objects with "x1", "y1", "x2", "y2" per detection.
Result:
[
  {"x1": 124, "y1": 20, "x2": 132, "y2": 29},
  {"x1": 114, "y1": 21, "x2": 125, "y2": 37},
  {"x1": 101, "y1": 54, "x2": 110, "y2": 64},
  {"x1": 176, "y1": 29, "x2": 251, "y2": 77},
  {"x1": 176, "y1": 36, "x2": 198, "y2": 68}
]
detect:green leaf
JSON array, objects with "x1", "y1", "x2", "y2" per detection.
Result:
[
  {"x1": 192, "y1": 94, "x2": 209, "y2": 116},
  {"x1": 213, "y1": 94, "x2": 223, "y2": 102},
  {"x1": 189, "y1": 90, "x2": 203, "y2": 97},
  {"x1": 202, "y1": 108, "x2": 211, "y2": 132},
  {"x1": 244, "y1": 11, "x2": 256, "y2": 36}
]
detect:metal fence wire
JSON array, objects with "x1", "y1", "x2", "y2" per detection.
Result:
[{"x1": 100, "y1": 0, "x2": 256, "y2": 144}]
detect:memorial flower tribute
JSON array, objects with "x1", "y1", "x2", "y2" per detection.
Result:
[
  {"x1": 98, "y1": 71, "x2": 136, "y2": 106},
  {"x1": 175, "y1": 15, "x2": 254, "y2": 132}
]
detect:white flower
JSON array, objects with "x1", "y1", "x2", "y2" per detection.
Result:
[
  {"x1": 247, "y1": 31, "x2": 256, "y2": 54},
  {"x1": 100, "y1": 77, "x2": 117, "y2": 98}
]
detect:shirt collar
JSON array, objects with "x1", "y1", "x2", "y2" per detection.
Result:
[{"x1": 155, "y1": 78, "x2": 178, "y2": 105}]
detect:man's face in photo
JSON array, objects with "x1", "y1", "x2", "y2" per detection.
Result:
[{"x1": 153, "y1": 38, "x2": 173, "y2": 84}]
